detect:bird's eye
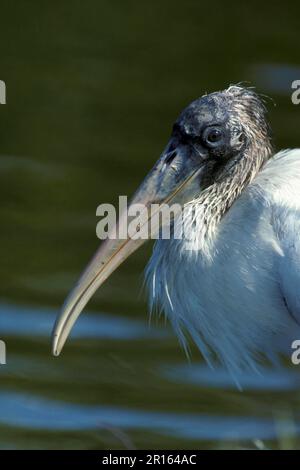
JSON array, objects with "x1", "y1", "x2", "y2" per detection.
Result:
[{"x1": 203, "y1": 127, "x2": 224, "y2": 147}]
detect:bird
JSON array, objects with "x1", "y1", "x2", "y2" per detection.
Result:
[{"x1": 52, "y1": 85, "x2": 300, "y2": 379}]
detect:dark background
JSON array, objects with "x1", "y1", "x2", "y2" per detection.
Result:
[{"x1": 0, "y1": 0, "x2": 299, "y2": 449}]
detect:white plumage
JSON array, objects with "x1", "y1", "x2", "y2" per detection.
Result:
[{"x1": 147, "y1": 149, "x2": 300, "y2": 375}]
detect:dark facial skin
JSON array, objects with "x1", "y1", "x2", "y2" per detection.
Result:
[
  {"x1": 135, "y1": 87, "x2": 272, "y2": 208},
  {"x1": 171, "y1": 93, "x2": 246, "y2": 165}
]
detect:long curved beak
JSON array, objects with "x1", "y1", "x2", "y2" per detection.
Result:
[{"x1": 52, "y1": 142, "x2": 204, "y2": 356}]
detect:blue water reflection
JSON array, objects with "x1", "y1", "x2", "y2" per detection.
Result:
[
  {"x1": 0, "y1": 391, "x2": 290, "y2": 441},
  {"x1": 163, "y1": 364, "x2": 300, "y2": 391},
  {"x1": 0, "y1": 303, "x2": 165, "y2": 340}
]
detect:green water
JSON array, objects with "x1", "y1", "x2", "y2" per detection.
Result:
[{"x1": 0, "y1": 0, "x2": 300, "y2": 449}]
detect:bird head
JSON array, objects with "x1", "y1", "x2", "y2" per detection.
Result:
[{"x1": 52, "y1": 86, "x2": 273, "y2": 356}]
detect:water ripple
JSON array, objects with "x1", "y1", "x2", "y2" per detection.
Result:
[
  {"x1": 0, "y1": 303, "x2": 165, "y2": 340},
  {"x1": 0, "y1": 391, "x2": 289, "y2": 441}
]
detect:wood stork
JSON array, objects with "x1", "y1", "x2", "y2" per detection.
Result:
[{"x1": 52, "y1": 86, "x2": 300, "y2": 377}]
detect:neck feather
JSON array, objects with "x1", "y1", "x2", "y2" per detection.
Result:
[{"x1": 183, "y1": 141, "x2": 273, "y2": 251}]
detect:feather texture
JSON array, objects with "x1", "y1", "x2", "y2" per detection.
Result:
[{"x1": 146, "y1": 149, "x2": 300, "y2": 376}]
